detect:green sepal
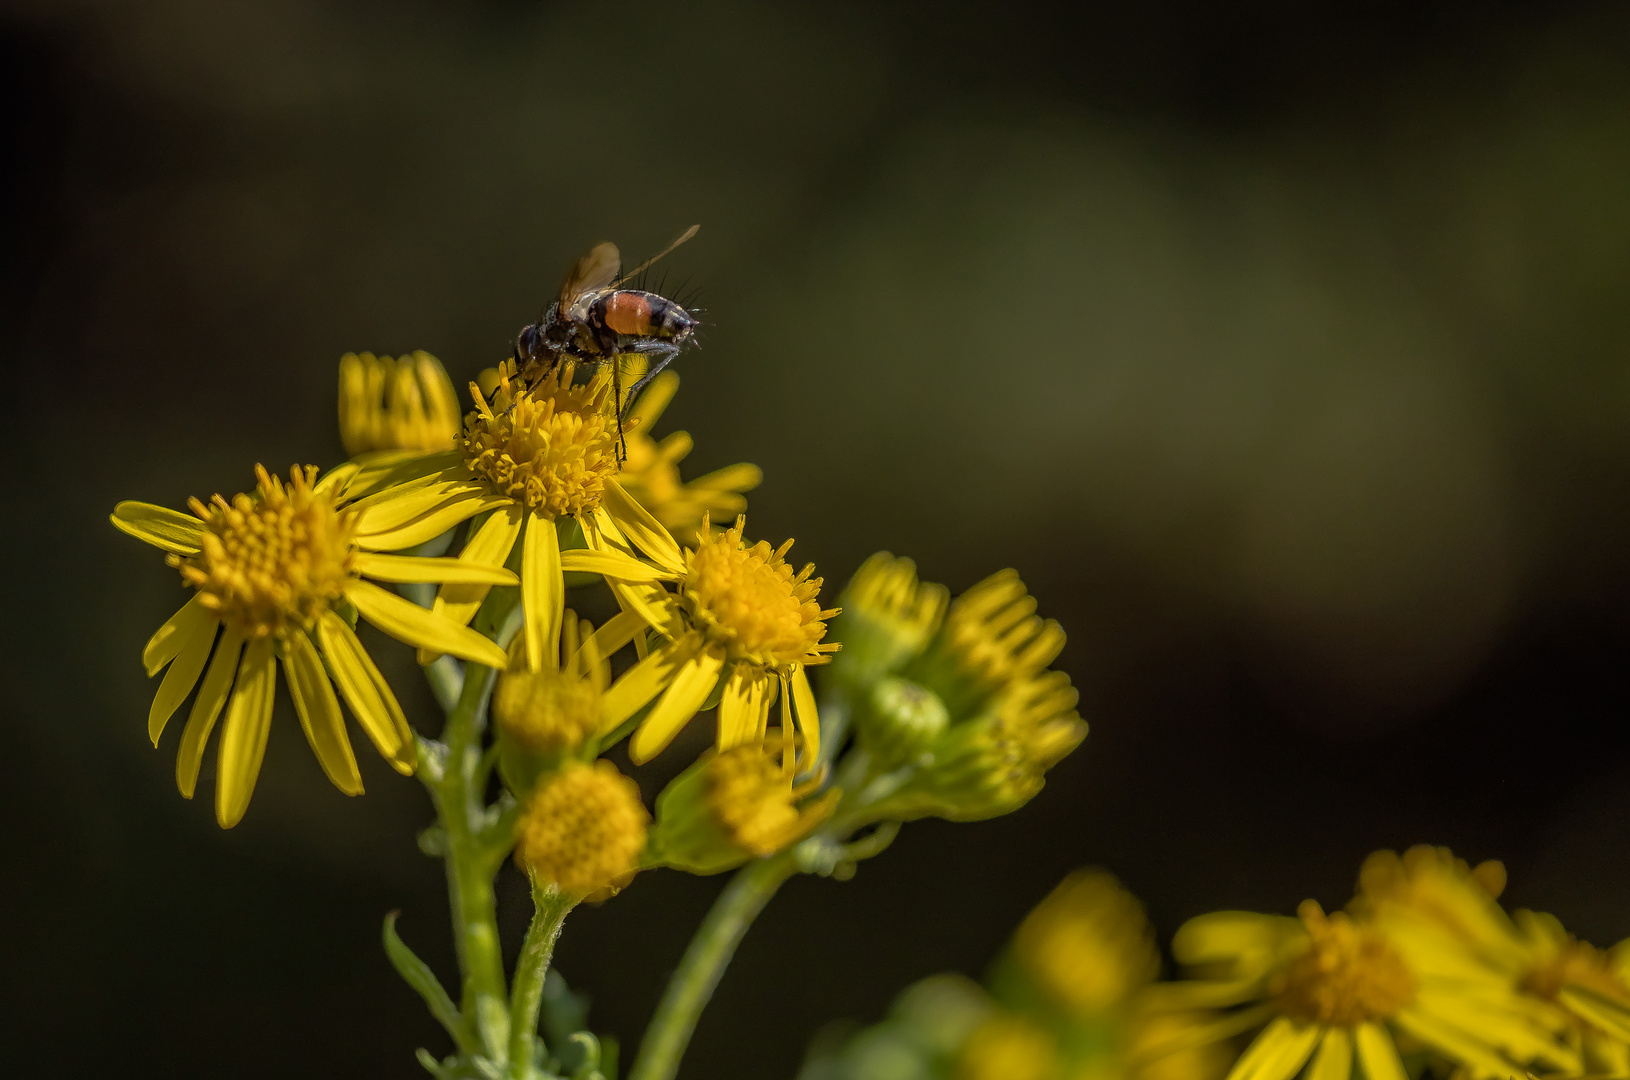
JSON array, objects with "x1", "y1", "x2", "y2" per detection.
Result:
[{"x1": 383, "y1": 912, "x2": 467, "y2": 1051}]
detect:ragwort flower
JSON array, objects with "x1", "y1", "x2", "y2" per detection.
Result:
[
  {"x1": 338, "y1": 350, "x2": 462, "y2": 456},
  {"x1": 338, "y1": 360, "x2": 672, "y2": 676},
  {"x1": 112, "y1": 466, "x2": 513, "y2": 826},
  {"x1": 1162, "y1": 896, "x2": 1578, "y2": 1080},
  {"x1": 588, "y1": 514, "x2": 840, "y2": 765}
]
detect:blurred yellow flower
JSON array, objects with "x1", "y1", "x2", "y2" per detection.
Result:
[
  {"x1": 590, "y1": 514, "x2": 840, "y2": 765},
  {"x1": 1510, "y1": 909, "x2": 1630, "y2": 1071},
  {"x1": 959, "y1": 1011, "x2": 1057, "y2": 1080},
  {"x1": 1167, "y1": 898, "x2": 1578, "y2": 1080},
  {"x1": 111, "y1": 465, "x2": 513, "y2": 826},
  {"x1": 1015, "y1": 870, "x2": 1160, "y2": 1017},
  {"x1": 338, "y1": 350, "x2": 462, "y2": 456}
]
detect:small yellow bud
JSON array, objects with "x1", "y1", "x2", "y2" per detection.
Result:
[
  {"x1": 515, "y1": 761, "x2": 649, "y2": 898},
  {"x1": 1012, "y1": 870, "x2": 1158, "y2": 1016}
]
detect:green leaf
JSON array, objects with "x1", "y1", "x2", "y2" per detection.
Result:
[{"x1": 384, "y1": 912, "x2": 466, "y2": 1049}]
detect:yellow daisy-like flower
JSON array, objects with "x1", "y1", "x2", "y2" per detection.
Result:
[
  {"x1": 111, "y1": 466, "x2": 514, "y2": 827},
  {"x1": 1164, "y1": 898, "x2": 1578, "y2": 1080},
  {"x1": 588, "y1": 513, "x2": 840, "y2": 765},
  {"x1": 338, "y1": 350, "x2": 462, "y2": 456},
  {"x1": 1355, "y1": 845, "x2": 1630, "y2": 1066},
  {"x1": 337, "y1": 360, "x2": 672, "y2": 677},
  {"x1": 615, "y1": 369, "x2": 762, "y2": 544},
  {"x1": 907, "y1": 567, "x2": 1066, "y2": 716}
]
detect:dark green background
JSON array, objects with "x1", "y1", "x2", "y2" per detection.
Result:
[{"x1": 4, "y1": 1, "x2": 1630, "y2": 1076}]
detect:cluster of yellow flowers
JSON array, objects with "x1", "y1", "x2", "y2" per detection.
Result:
[
  {"x1": 111, "y1": 350, "x2": 1084, "y2": 902},
  {"x1": 802, "y1": 847, "x2": 1630, "y2": 1080}
]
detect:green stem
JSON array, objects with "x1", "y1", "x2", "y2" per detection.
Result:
[
  {"x1": 508, "y1": 877, "x2": 577, "y2": 1075},
  {"x1": 438, "y1": 661, "x2": 510, "y2": 1053},
  {"x1": 627, "y1": 851, "x2": 800, "y2": 1080}
]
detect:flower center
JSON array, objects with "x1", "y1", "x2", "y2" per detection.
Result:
[
  {"x1": 705, "y1": 744, "x2": 806, "y2": 856},
  {"x1": 515, "y1": 761, "x2": 649, "y2": 897},
  {"x1": 1521, "y1": 938, "x2": 1628, "y2": 1004},
  {"x1": 494, "y1": 668, "x2": 600, "y2": 754},
  {"x1": 462, "y1": 363, "x2": 621, "y2": 519},
  {"x1": 1274, "y1": 902, "x2": 1416, "y2": 1026},
  {"x1": 176, "y1": 465, "x2": 356, "y2": 639},
  {"x1": 682, "y1": 517, "x2": 831, "y2": 668}
]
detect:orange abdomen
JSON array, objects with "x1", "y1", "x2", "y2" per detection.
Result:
[{"x1": 602, "y1": 291, "x2": 655, "y2": 336}]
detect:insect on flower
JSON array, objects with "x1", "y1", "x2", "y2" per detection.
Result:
[{"x1": 514, "y1": 224, "x2": 702, "y2": 428}]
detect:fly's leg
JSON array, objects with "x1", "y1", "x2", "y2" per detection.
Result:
[{"x1": 620, "y1": 344, "x2": 682, "y2": 422}]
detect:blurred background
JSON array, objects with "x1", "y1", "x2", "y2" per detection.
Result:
[{"x1": 2, "y1": 0, "x2": 1629, "y2": 1075}]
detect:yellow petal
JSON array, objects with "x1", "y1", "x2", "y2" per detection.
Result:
[
  {"x1": 588, "y1": 506, "x2": 638, "y2": 557},
  {"x1": 345, "y1": 579, "x2": 509, "y2": 668},
  {"x1": 578, "y1": 609, "x2": 643, "y2": 672},
  {"x1": 354, "y1": 478, "x2": 490, "y2": 533},
  {"x1": 717, "y1": 665, "x2": 770, "y2": 750},
  {"x1": 1305, "y1": 1029, "x2": 1351, "y2": 1080},
  {"x1": 355, "y1": 491, "x2": 508, "y2": 551},
  {"x1": 148, "y1": 612, "x2": 220, "y2": 744},
  {"x1": 1227, "y1": 1018, "x2": 1319, "y2": 1080},
  {"x1": 559, "y1": 548, "x2": 673, "y2": 582},
  {"x1": 142, "y1": 594, "x2": 215, "y2": 676},
  {"x1": 691, "y1": 461, "x2": 763, "y2": 493},
  {"x1": 111, "y1": 501, "x2": 204, "y2": 555},
  {"x1": 316, "y1": 611, "x2": 415, "y2": 774},
  {"x1": 424, "y1": 505, "x2": 525, "y2": 663},
  {"x1": 283, "y1": 631, "x2": 362, "y2": 796},
  {"x1": 215, "y1": 636, "x2": 277, "y2": 828},
  {"x1": 600, "y1": 633, "x2": 702, "y2": 736},
  {"x1": 343, "y1": 448, "x2": 465, "y2": 502},
  {"x1": 602, "y1": 479, "x2": 684, "y2": 574},
  {"x1": 1351, "y1": 1024, "x2": 1404, "y2": 1080},
  {"x1": 522, "y1": 513, "x2": 563, "y2": 673},
  {"x1": 355, "y1": 551, "x2": 519, "y2": 586},
  {"x1": 314, "y1": 461, "x2": 360, "y2": 496},
  {"x1": 175, "y1": 627, "x2": 245, "y2": 798},
  {"x1": 789, "y1": 665, "x2": 820, "y2": 765},
  {"x1": 630, "y1": 644, "x2": 726, "y2": 764}
]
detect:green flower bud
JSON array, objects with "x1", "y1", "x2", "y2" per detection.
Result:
[
  {"x1": 648, "y1": 738, "x2": 840, "y2": 875},
  {"x1": 856, "y1": 676, "x2": 951, "y2": 768},
  {"x1": 827, "y1": 553, "x2": 948, "y2": 695}
]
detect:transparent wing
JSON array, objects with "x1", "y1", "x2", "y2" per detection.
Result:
[
  {"x1": 557, "y1": 242, "x2": 621, "y2": 311},
  {"x1": 614, "y1": 224, "x2": 699, "y2": 287}
]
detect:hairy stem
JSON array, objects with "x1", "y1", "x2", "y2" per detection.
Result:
[
  {"x1": 438, "y1": 661, "x2": 509, "y2": 1052},
  {"x1": 508, "y1": 878, "x2": 577, "y2": 1074},
  {"x1": 627, "y1": 851, "x2": 800, "y2": 1080}
]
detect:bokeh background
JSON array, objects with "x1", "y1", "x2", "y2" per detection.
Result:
[{"x1": 3, "y1": 1, "x2": 1630, "y2": 1076}]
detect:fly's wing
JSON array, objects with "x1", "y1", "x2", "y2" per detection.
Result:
[
  {"x1": 614, "y1": 224, "x2": 699, "y2": 288},
  {"x1": 557, "y1": 242, "x2": 621, "y2": 314}
]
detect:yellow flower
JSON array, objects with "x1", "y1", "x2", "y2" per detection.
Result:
[
  {"x1": 828, "y1": 552, "x2": 949, "y2": 693},
  {"x1": 959, "y1": 1010, "x2": 1058, "y2": 1080},
  {"x1": 1352, "y1": 846, "x2": 1521, "y2": 969},
  {"x1": 112, "y1": 466, "x2": 514, "y2": 827},
  {"x1": 514, "y1": 759, "x2": 649, "y2": 898},
  {"x1": 906, "y1": 567, "x2": 1067, "y2": 717},
  {"x1": 336, "y1": 360, "x2": 675, "y2": 677},
  {"x1": 590, "y1": 514, "x2": 840, "y2": 765},
  {"x1": 1165, "y1": 898, "x2": 1578, "y2": 1080},
  {"x1": 650, "y1": 733, "x2": 840, "y2": 874},
  {"x1": 1509, "y1": 909, "x2": 1630, "y2": 1072},
  {"x1": 338, "y1": 351, "x2": 462, "y2": 456},
  {"x1": 615, "y1": 369, "x2": 762, "y2": 544},
  {"x1": 1014, "y1": 870, "x2": 1160, "y2": 1017}
]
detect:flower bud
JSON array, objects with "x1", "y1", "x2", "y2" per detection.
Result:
[
  {"x1": 649, "y1": 737, "x2": 839, "y2": 875},
  {"x1": 1010, "y1": 870, "x2": 1158, "y2": 1016},
  {"x1": 855, "y1": 676, "x2": 950, "y2": 768},
  {"x1": 827, "y1": 553, "x2": 948, "y2": 696},
  {"x1": 492, "y1": 610, "x2": 607, "y2": 793},
  {"x1": 514, "y1": 760, "x2": 649, "y2": 898}
]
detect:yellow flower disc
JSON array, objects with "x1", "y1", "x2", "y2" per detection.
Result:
[
  {"x1": 705, "y1": 744, "x2": 806, "y2": 857},
  {"x1": 1274, "y1": 901, "x2": 1416, "y2": 1025},
  {"x1": 462, "y1": 365, "x2": 621, "y2": 518},
  {"x1": 683, "y1": 517, "x2": 830, "y2": 668},
  {"x1": 176, "y1": 465, "x2": 356, "y2": 639},
  {"x1": 494, "y1": 667, "x2": 600, "y2": 754},
  {"x1": 515, "y1": 761, "x2": 649, "y2": 896}
]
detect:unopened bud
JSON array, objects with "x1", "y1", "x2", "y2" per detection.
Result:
[{"x1": 857, "y1": 676, "x2": 950, "y2": 768}]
